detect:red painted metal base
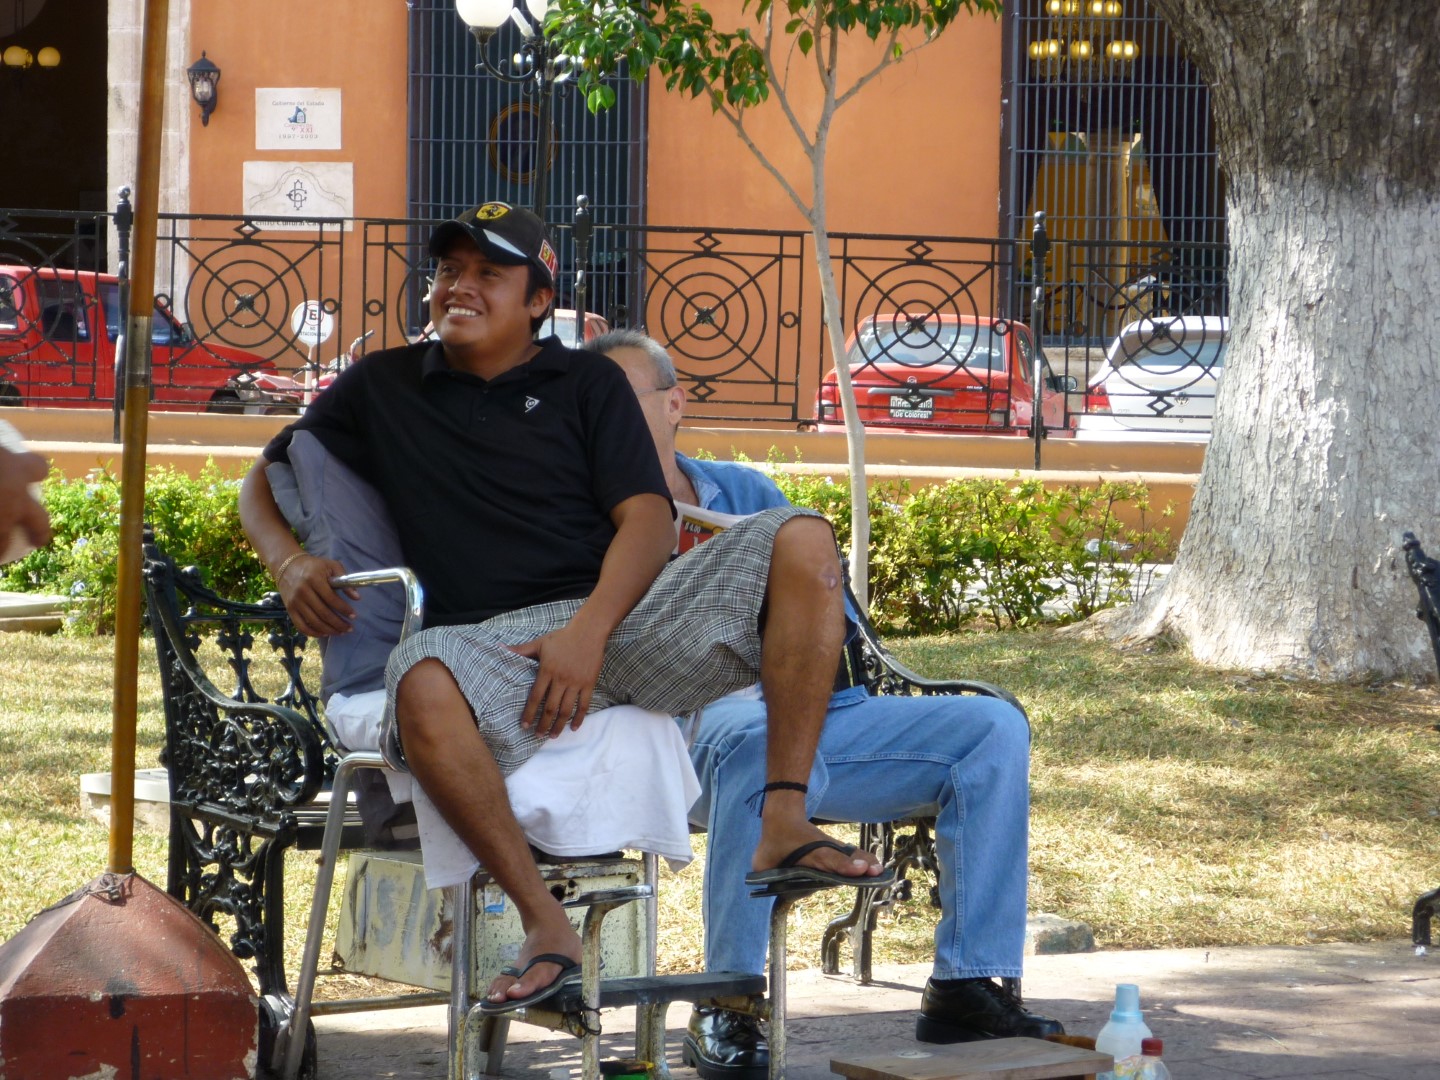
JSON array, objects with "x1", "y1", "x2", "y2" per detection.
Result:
[{"x1": 0, "y1": 871, "x2": 257, "y2": 1079}]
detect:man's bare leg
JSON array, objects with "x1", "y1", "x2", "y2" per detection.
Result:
[
  {"x1": 396, "y1": 659, "x2": 579, "y2": 1004},
  {"x1": 752, "y1": 517, "x2": 883, "y2": 879}
]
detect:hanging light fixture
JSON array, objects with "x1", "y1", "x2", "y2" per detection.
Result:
[
  {"x1": 2, "y1": 0, "x2": 59, "y2": 72},
  {"x1": 1029, "y1": 0, "x2": 1137, "y2": 82}
]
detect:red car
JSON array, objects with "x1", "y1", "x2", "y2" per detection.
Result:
[
  {"x1": 815, "y1": 313, "x2": 1074, "y2": 435},
  {"x1": 0, "y1": 265, "x2": 278, "y2": 411}
]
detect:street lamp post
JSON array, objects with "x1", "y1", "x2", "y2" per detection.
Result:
[{"x1": 455, "y1": 0, "x2": 562, "y2": 221}]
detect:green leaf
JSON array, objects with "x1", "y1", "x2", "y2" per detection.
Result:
[{"x1": 585, "y1": 84, "x2": 617, "y2": 113}]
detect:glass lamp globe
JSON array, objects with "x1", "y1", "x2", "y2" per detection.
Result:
[{"x1": 456, "y1": 0, "x2": 514, "y2": 29}]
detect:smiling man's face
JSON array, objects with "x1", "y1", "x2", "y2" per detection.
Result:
[{"x1": 429, "y1": 235, "x2": 552, "y2": 365}]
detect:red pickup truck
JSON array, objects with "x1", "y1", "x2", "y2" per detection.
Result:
[{"x1": 0, "y1": 265, "x2": 277, "y2": 411}]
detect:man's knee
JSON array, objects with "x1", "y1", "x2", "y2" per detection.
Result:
[
  {"x1": 965, "y1": 696, "x2": 1033, "y2": 757},
  {"x1": 394, "y1": 658, "x2": 464, "y2": 746},
  {"x1": 772, "y1": 516, "x2": 844, "y2": 593}
]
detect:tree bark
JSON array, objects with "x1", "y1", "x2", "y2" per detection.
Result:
[{"x1": 1109, "y1": 0, "x2": 1440, "y2": 678}]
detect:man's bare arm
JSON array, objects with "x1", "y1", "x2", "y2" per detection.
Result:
[
  {"x1": 238, "y1": 455, "x2": 357, "y2": 637},
  {"x1": 513, "y1": 491, "x2": 675, "y2": 736}
]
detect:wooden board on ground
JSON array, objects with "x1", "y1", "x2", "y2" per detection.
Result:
[{"x1": 831, "y1": 1037, "x2": 1112, "y2": 1080}]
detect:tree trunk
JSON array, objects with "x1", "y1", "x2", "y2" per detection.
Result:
[
  {"x1": 810, "y1": 225, "x2": 871, "y2": 603},
  {"x1": 1110, "y1": 1, "x2": 1440, "y2": 678}
]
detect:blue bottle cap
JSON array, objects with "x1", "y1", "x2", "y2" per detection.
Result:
[{"x1": 1111, "y1": 982, "x2": 1142, "y2": 1022}]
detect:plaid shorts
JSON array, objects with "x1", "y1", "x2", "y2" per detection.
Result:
[{"x1": 384, "y1": 505, "x2": 822, "y2": 773}]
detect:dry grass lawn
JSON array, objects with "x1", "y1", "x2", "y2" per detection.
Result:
[{"x1": 1, "y1": 628, "x2": 1437, "y2": 989}]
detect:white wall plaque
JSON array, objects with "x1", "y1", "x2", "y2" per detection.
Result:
[
  {"x1": 242, "y1": 161, "x2": 354, "y2": 230},
  {"x1": 256, "y1": 87, "x2": 342, "y2": 150}
]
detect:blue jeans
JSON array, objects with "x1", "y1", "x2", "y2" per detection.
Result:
[{"x1": 685, "y1": 688, "x2": 1030, "y2": 981}]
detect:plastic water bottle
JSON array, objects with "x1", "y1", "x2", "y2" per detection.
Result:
[
  {"x1": 1134, "y1": 1037, "x2": 1172, "y2": 1079},
  {"x1": 1095, "y1": 983, "x2": 1153, "y2": 1079},
  {"x1": 1109, "y1": 1037, "x2": 1173, "y2": 1079}
]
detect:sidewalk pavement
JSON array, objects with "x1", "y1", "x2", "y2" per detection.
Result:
[{"x1": 314, "y1": 939, "x2": 1436, "y2": 1079}]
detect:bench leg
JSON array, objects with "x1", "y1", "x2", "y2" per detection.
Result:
[
  {"x1": 1414, "y1": 885, "x2": 1440, "y2": 950},
  {"x1": 821, "y1": 822, "x2": 895, "y2": 984}
]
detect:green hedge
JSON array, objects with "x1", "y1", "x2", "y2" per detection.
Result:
[
  {"x1": 2, "y1": 462, "x2": 269, "y2": 634},
  {"x1": 6, "y1": 459, "x2": 1171, "y2": 636},
  {"x1": 774, "y1": 467, "x2": 1173, "y2": 634}
]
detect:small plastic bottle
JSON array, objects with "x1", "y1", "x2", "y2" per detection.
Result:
[
  {"x1": 1094, "y1": 983, "x2": 1154, "y2": 1079},
  {"x1": 1135, "y1": 1037, "x2": 1172, "y2": 1079}
]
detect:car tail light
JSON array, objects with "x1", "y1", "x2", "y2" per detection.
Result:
[
  {"x1": 817, "y1": 385, "x2": 840, "y2": 421},
  {"x1": 1085, "y1": 385, "x2": 1112, "y2": 414},
  {"x1": 989, "y1": 393, "x2": 1010, "y2": 426}
]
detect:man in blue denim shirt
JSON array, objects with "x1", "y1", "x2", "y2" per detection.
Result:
[{"x1": 592, "y1": 330, "x2": 1062, "y2": 1080}]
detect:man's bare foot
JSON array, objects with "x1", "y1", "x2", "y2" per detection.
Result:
[
  {"x1": 752, "y1": 818, "x2": 883, "y2": 880},
  {"x1": 487, "y1": 921, "x2": 583, "y2": 1005}
]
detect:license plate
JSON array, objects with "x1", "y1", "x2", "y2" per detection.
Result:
[{"x1": 889, "y1": 400, "x2": 933, "y2": 420}]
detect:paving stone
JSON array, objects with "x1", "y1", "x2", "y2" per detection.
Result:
[{"x1": 311, "y1": 941, "x2": 1437, "y2": 1079}]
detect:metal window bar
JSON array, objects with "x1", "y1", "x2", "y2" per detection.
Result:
[
  {"x1": 1004, "y1": 0, "x2": 1226, "y2": 356},
  {"x1": 406, "y1": 0, "x2": 646, "y2": 326}
]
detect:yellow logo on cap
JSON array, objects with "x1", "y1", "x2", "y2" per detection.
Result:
[
  {"x1": 474, "y1": 202, "x2": 510, "y2": 221},
  {"x1": 538, "y1": 240, "x2": 558, "y2": 280}
]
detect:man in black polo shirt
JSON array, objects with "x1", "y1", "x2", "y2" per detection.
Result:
[{"x1": 240, "y1": 202, "x2": 888, "y2": 1015}]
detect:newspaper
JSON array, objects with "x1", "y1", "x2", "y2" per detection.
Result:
[{"x1": 674, "y1": 501, "x2": 752, "y2": 556}]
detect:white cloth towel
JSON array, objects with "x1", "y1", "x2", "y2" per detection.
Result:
[{"x1": 326, "y1": 691, "x2": 700, "y2": 891}]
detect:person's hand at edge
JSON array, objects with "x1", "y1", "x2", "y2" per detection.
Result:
[{"x1": 0, "y1": 446, "x2": 51, "y2": 556}]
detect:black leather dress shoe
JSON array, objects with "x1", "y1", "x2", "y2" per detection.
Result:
[
  {"x1": 915, "y1": 978, "x2": 1065, "y2": 1044},
  {"x1": 682, "y1": 1005, "x2": 769, "y2": 1080}
]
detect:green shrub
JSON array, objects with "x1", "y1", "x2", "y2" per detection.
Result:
[
  {"x1": 774, "y1": 464, "x2": 1173, "y2": 635},
  {"x1": 2, "y1": 461, "x2": 268, "y2": 633},
  {"x1": 6, "y1": 454, "x2": 1172, "y2": 638}
]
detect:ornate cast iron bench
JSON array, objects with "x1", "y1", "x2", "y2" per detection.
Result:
[
  {"x1": 1402, "y1": 532, "x2": 1440, "y2": 952},
  {"x1": 141, "y1": 527, "x2": 1026, "y2": 1076}
]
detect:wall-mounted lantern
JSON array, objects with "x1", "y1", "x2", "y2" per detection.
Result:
[{"x1": 186, "y1": 51, "x2": 221, "y2": 126}]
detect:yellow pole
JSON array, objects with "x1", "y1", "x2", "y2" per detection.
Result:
[{"x1": 108, "y1": 0, "x2": 170, "y2": 875}]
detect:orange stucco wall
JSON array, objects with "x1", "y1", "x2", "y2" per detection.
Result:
[
  {"x1": 644, "y1": 4, "x2": 1004, "y2": 237},
  {"x1": 184, "y1": 3, "x2": 410, "y2": 369},
  {"x1": 186, "y1": 4, "x2": 410, "y2": 220},
  {"x1": 177, "y1": 3, "x2": 1005, "y2": 384},
  {"x1": 185, "y1": 2, "x2": 1003, "y2": 238}
]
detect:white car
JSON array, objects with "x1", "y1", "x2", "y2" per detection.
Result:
[{"x1": 1074, "y1": 315, "x2": 1228, "y2": 442}]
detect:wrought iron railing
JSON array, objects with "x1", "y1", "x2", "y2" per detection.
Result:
[{"x1": 0, "y1": 197, "x2": 1227, "y2": 444}]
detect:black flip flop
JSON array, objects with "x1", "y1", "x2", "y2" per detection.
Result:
[
  {"x1": 743, "y1": 839, "x2": 896, "y2": 889},
  {"x1": 479, "y1": 952, "x2": 583, "y2": 1015}
]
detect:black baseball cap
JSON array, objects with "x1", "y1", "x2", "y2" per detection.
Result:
[{"x1": 428, "y1": 201, "x2": 558, "y2": 288}]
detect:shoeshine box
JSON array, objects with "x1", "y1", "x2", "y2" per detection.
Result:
[
  {"x1": 831, "y1": 1037, "x2": 1112, "y2": 1080},
  {"x1": 333, "y1": 850, "x2": 647, "y2": 990}
]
